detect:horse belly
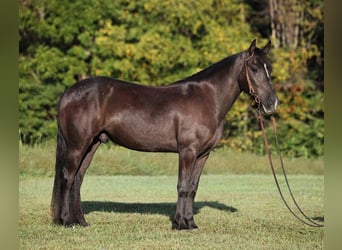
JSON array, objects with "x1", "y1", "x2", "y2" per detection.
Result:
[{"x1": 106, "y1": 112, "x2": 178, "y2": 152}]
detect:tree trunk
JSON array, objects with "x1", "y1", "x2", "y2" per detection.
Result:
[{"x1": 269, "y1": 0, "x2": 304, "y2": 49}]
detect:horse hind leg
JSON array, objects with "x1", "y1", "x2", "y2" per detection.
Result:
[
  {"x1": 52, "y1": 122, "x2": 105, "y2": 226},
  {"x1": 59, "y1": 148, "x2": 85, "y2": 226},
  {"x1": 58, "y1": 136, "x2": 99, "y2": 226},
  {"x1": 69, "y1": 140, "x2": 101, "y2": 226}
]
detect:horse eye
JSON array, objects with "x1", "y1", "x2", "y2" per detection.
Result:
[{"x1": 250, "y1": 65, "x2": 258, "y2": 73}]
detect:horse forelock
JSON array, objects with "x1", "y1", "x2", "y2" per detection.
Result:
[{"x1": 254, "y1": 48, "x2": 272, "y2": 73}]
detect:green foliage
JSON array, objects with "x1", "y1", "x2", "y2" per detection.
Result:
[
  {"x1": 19, "y1": 0, "x2": 324, "y2": 158},
  {"x1": 274, "y1": 80, "x2": 324, "y2": 158}
]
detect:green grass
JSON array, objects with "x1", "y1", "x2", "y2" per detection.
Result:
[
  {"x1": 19, "y1": 142, "x2": 324, "y2": 248},
  {"x1": 19, "y1": 175, "x2": 323, "y2": 249},
  {"x1": 19, "y1": 142, "x2": 324, "y2": 177}
]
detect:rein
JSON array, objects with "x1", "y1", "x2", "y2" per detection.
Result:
[
  {"x1": 244, "y1": 55, "x2": 323, "y2": 227},
  {"x1": 257, "y1": 111, "x2": 323, "y2": 227}
]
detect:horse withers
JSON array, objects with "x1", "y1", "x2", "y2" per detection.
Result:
[{"x1": 51, "y1": 39, "x2": 278, "y2": 230}]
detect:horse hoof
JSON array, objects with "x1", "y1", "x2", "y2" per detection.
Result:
[
  {"x1": 79, "y1": 219, "x2": 89, "y2": 227},
  {"x1": 185, "y1": 218, "x2": 198, "y2": 230},
  {"x1": 173, "y1": 219, "x2": 187, "y2": 230},
  {"x1": 60, "y1": 217, "x2": 88, "y2": 227},
  {"x1": 173, "y1": 219, "x2": 198, "y2": 230},
  {"x1": 188, "y1": 223, "x2": 199, "y2": 230},
  {"x1": 178, "y1": 224, "x2": 198, "y2": 230}
]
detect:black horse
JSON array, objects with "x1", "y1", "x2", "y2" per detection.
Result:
[{"x1": 51, "y1": 39, "x2": 278, "y2": 230}]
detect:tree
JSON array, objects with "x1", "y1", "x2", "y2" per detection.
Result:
[
  {"x1": 19, "y1": 0, "x2": 324, "y2": 158},
  {"x1": 19, "y1": 0, "x2": 255, "y2": 143}
]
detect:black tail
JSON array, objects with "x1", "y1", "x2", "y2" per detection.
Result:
[{"x1": 51, "y1": 125, "x2": 67, "y2": 224}]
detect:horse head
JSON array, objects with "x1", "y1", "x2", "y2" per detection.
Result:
[{"x1": 239, "y1": 39, "x2": 278, "y2": 115}]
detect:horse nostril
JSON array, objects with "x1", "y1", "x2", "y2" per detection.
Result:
[
  {"x1": 273, "y1": 97, "x2": 279, "y2": 110},
  {"x1": 267, "y1": 97, "x2": 278, "y2": 110}
]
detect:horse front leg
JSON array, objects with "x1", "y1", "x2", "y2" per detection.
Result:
[
  {"x1": 183, "y1": 153, "x2": 210, "y2": 229},
  {"x1": 174, "y1": 148, "x2": 196, "y2": 230}
]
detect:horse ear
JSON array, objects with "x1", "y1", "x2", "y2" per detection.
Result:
[
  {"x1": 261, "y1": 41, "x2": 271, "y2": 54},
  {"x1": 248, "y1": 39, "x2": 257, "y2": 55}
]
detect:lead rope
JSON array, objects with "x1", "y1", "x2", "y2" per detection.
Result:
[
  {"x1": 244, "y1": 56, "x2": 323, "y2": 227},
  {"x1": 257, "y1": 110, "x2": 323, "y2": 227}
]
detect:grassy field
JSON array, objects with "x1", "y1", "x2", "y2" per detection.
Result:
[
  {"x1": 19, "y1": 143, "x2": 324, "y2": 249},
  {"x1": 19, "y1": 142, "x2": 324, "y2": 177},
  {"x1": 20, "y1": 175, "x2": 323, "y2": 249}
]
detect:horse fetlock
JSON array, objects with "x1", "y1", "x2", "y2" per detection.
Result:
[
  {"x1": 60, "y1": 211, "x2": 71, "y2": 226},
  {"x1": 174, "y1": 213, "x2": 198, "y2": 230},
  {"x1": 174, "y1": 217, "x2": 188, "y2": 230},
  {"x1": 175, "y1": 218, "x2": 198, "y2": 230},
  {"x1": 185, "y1": 217, "x2": 198, "y2": 230},
  {"x1": 78, "y1": 216, "x2": 89, "y2": 227},
  {"x1": 60, "y1": 214, "x2": 88, "y2": 227}
]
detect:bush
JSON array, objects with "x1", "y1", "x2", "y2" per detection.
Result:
[{"x1": 19, "y1": 0, "x2": 323, "y2": 158}]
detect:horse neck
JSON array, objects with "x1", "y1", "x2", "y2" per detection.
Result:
[
  {"x1": 203, "y1": 54, "x2": 244, "y2": 121},
  {"x1": 176, "y1": 53, "x2": 245, "y2": 121}
]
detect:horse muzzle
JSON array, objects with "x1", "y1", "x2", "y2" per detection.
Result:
[{"x1": 261, "y1": 96, "x2": 278, "y2": 115}]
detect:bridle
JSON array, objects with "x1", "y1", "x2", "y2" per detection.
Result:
[
  {"x1": 243, "y1": 52, "x2": 260, "y2": 106},
  {"x1": 244, "y1": 54, "x2": 324, "y2": 228}
]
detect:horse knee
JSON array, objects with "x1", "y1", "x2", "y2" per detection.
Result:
[
  {"x1": 189, "y1": 183, "x2": 199, "y2": 198},
  {"x1": 177, "y1": 185, "x2": 190, "y2": 197}
]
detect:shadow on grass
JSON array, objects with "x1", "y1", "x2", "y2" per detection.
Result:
[
  {"x1": 312, "y1": 216, "x2": 324, "y2": 222},
  {"x1": 82, "y1": 200, "x2": 237, "y2": 220}
]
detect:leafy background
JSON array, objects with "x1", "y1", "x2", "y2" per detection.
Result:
[{"x1": 19, "y1": 0, "x2": 324, "y2": 158}]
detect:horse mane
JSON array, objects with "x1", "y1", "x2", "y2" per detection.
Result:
[
  {"x1": 172, "y1": 46, "x2": 272, "y2": 86},
  {"x1": 172, "y1": 52, "x2": 243, "y2": 85}
]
